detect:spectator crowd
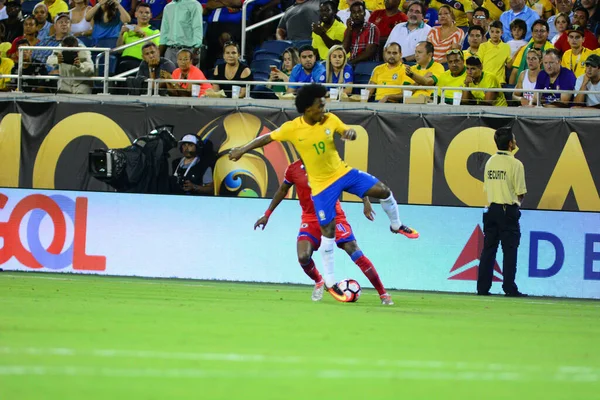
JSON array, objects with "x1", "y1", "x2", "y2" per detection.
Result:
[{"x1": 0, "y1": 0, "x2": 598, "y2": 107}]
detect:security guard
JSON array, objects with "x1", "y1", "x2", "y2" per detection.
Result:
[{"x1": 477, "y1": 126, "x2": 528, "y2": 297}]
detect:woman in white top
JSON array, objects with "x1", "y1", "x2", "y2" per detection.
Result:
[
  {"x1": 551, "y1": 13, "x2": 570, "y2": 45},
  {"x1": 513, "y1": 49, "x2": 542, "y2": 106},
  {"x1": 70, "y1": 0, "x2": 94, "y2": 38}
]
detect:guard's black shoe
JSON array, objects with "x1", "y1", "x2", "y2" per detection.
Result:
[{"x1": 505, "y1": 291, "x2": 529, "y2": 297}]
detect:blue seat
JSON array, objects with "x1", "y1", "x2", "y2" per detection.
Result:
[
  {"x1": 78, "y1": 36, "x2": 94, "y2": 47},
  {"x1": 258, "y1": 40, "x2": 292, "y2": 56},
  {"x1": 292, "y1": 40, "x2": 312, "y2": 49},
  {"x1": 253, "y1": 49, "x2": 282, "y2": 62},
  {"x1": 251, "y1": 59, "x2": 282, "y2": 74},
  {"x1": 253, "y1": 71, "x2": 270, "y2": 82},
  {"x1": 21, "y1": 0, "x2": 37, "y2": 15},
  {"x1": 94, "y1": 37, "x2": 118, "y2": 49},
  {"x1": 95, "y1": 52, "x2": 118, "y2": 76},
  {"x1": 352, "y1": 61, "x2": 379, "y2": 93},
  {"x1": 353, "y1": 61, "x2": 380, "y2": 77}
]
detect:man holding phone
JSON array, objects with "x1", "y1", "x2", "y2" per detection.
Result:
[
  {"x1": 343, "y1": 1, "x2": 380, "y2": 65},
  {"x1": 53, "y1": 35, "x2": 94, "y2": 94}
]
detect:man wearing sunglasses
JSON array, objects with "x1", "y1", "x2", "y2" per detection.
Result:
[
  {"x1": 436, "y1": 48, "x2": 467, "y2": 104},
  {"x1": 471, "y1": 0, "x2": 507, "y2": 22}
]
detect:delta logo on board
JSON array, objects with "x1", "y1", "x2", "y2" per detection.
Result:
[{"x1": 448, "y1": 225, "x2": 503, "y2": 281}]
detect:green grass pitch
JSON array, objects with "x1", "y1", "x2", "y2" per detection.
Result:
[{"x1": 1, "y1": 271, "x2": 599, "y2": 399}]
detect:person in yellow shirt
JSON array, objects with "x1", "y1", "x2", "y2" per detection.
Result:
[
  {"x1": 338, "y1": 0, "x2": 385, "y2": 11},
  {"x1": 462, "y1": 56, "x2": 508, "y2": 106},
  {"x1": 229, "y1": 83, "x2": 419, "y2": 302},
  {"x1": 475, "y1": 0, "x2": 507, "y2": 22},
  {"x1": 404, "y1": 41, "x2": 445, "y2": 99},
  {"x1": 0, "y1": 56, "x2": 14, "y2": 90},
  {"x1": 478, "y1": 126, "x2": 528, "y2": 297},
  {"x1": 312, "y1": 0, "x2": 347, "y2": 60},
  {"x1": 36, "y1": 0, "x2": 68, "y2": 19},
  {"x1": 368, "y1": 42, "x2": 408, "y2": 102},
  {"x1": 429, "y1": 0, "x2": 473, "y2": 27},
  {"x1": 561, "y1": 25, "x2": 593, "y2": 78},
  {"x1": 464, "y1": 25, "x2": 485, "y2": 59},
  {"x1": 436, "y1": 49, "x2": 467, "y2": 103},
  {"x1": 527, "y1": 0, "x2": 553, "y2": 19},
  {"x1": 478, "y1": 20, "x2": 512, "y2": 85}
]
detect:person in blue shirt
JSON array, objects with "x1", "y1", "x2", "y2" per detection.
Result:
[
  {"x1": 287, "y1": 45, "x2": 326, "y2": 93},
  {"x1": 499, "y1": 0, "x2": 538, "y2": 42},
  {"x1": 317, "y1": 44, "x2": 353, "y2": 96},
  {"x1": 534, "y1": 48, "x2": 577, "y2": 107}
]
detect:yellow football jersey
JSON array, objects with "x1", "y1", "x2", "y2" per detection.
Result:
[{"x1": 270, "y1": 113, "x2": 352, "y2": 194}]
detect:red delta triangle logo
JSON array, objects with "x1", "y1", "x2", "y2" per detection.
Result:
[{"x1": 448, "y1": 225, "x2": 502, "y2": 281}]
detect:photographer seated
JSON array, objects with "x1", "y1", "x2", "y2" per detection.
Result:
[
  {"x1": 171, "y1": 134, "x2": 215, "y2": 196},
  {"x1": 47, "y1": 35, "x2": 95, "y2": 94}
]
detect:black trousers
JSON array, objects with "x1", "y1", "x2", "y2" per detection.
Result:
[{"x1": 477, "y1": 203, "x2": 521, "y2": 294}]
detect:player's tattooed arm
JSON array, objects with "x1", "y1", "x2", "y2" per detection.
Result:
[
  {"x1": 229, "y1": 133, "x2": 274, "y2": 161},
  {"x1": 340, "y1": 128, "x2": 357, "y2": 141},
  {"x1": 362, "y1": 196, "x2": 375, "y2": 221}
]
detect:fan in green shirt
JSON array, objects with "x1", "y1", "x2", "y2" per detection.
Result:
[
  {"x1": 463, "y1": 56, "x2": 507, "y2": 107},
  {"x1": 117, "y1": 3, "x2": 160, "y2": 61}
]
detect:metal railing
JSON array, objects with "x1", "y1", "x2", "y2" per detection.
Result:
[
  {"x1": 18, "y1": 45, "x2": 111, "y2": 93},
  {"x1": 241, "y1": 0, "x2": 285, "y2": 60},
  {"x1": 5, "y1": 69, "x2": 600, "y2": 109},
  {"x1": 96, "y1": 33, "x2": 161, "y2": 80}
]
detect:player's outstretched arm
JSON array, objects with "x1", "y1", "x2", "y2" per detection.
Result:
[
  {"x1": 229, "y1": 134, "x2": 274, "y2": 161},
  {"x1": 340, "y1": 128, "x2": 357, "y2": 141},
  {"x1": 254, "y1": 181, "x2": 293, "y2": 230},
  {"x1": 362, "y1": 196, "x2": 375, "y2": 221}
]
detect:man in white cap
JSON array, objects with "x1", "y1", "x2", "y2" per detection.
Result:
[
  {"x1": 33, "y1": 13, "x2": 74, "y2": 70},
  {"x1": 171, "y1": 134, "x2": 215, "y2": 195}
]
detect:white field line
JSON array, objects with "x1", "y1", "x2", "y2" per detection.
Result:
[
  {"x1": 2, "y1": 346, "x2": 599, "y2": 383},
  {"x1": 0, "y1": 365, "x2": 527, "y2": 381},
  {"x1": 0, "y1": 365, "x2": 598, "y2": 382}
]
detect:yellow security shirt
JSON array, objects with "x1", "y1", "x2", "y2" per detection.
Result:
[
  {"x1": 437, "y1": 68, "x2": 467, "y2": 103},
  {"x1": 465, "y1": 72, "x2": 508, "y2": 106},
  {"x1": 312, "y1": 20, "x2": 347, "y2": 60},
  {"x1": 484, "y1": 150, "x2": 527, "y2": 206},
  {"x1": 478, "y1": 41, "x2": 512, "y2": 84},
  {"x1": 429, "y1": 0, "x2": 473, "y2": 27},
  {"x1": 561, "y1": 48, "x2": 592, "y2": 78},
  {"x1": 404, "y1": 59, "x2": 445, "y2": 97},
  {"x1": 270, "y1": 113, "x2": 351, "y2": 194},
  {"x1": 370, "y1": 63, "x2": 409, "y2": 100}
]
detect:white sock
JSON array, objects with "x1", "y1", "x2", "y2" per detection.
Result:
[
  {"x1": 320, "y1": 236, "x2": 336, "y2": 287},
  {"x1": 381, "y1": 193, "x2": 402, "y2": 230}
]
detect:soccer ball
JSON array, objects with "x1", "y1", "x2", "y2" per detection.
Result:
[{"x1": 338, "y1": 279, "x2": 361, "y2": 302}]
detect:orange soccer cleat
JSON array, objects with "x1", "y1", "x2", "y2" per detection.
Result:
[{"x1": 391, "y1": 225, "x2": 419, "y2": 239}]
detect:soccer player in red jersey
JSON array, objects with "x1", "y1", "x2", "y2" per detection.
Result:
[{"x1": 254, "y1": 160, "x2": 394, "y2": 305}]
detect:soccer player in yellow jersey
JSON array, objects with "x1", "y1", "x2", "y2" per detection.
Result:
[
  {"x1": 229, "y1": 83, "x2": 418, "y2": 302},
  {"x1": 463, "y1": 56, "x2": 508, "y2": 106},
  {"x1": 368, "y1": 42, "x2": 408, "y2": 102}
]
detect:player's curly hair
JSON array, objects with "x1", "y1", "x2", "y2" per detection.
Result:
[{"x1": 295, "y1": 83, "x2": 327, "y2": 114}]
